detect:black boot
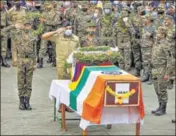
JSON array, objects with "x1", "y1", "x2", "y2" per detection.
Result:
[
  {"x1": 155, "y1": 103, "x2": 166, "y2": 116},
  {"x1": 19, "y1": 96, "x2": 25, "y2": 110},
  {"x1": 24, "y1": 97, "x2": 32, "y2": 110},
  {"x1": 141, "y1": 72, "x2": 149, "y2": 82},
  {"x1": 133, "y1": 69, "x2": 140, "y2": 77},
  {"x1": 37, "y1": 58, "x2": 43, "y2": 68},
  {"x1": 171, "y1": 119, "x2": 176, "y2": 123},
  {"x1": 1, "y1": 57, "x2": 10, "y2": 68},
  {"x1": 147, "y1": 74, "x2": 153, "y2": 85},
  {"x1": 52, "y1": 57, "x2": 56, "y2": 67},
  {"x1": 151, "y1": 103, "x2": 161, "y2": 114},
  {"x1": 167, "y1": 79, "x2": 174, "y2": 90}
]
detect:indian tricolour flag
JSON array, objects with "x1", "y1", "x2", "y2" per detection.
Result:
[{"x1": 68, "y1": 65, "x2": 145, "y2": 124}]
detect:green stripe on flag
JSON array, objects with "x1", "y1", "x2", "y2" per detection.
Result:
[{"x1": 69, "y1": 66, "x2": 119, "y2": 110}]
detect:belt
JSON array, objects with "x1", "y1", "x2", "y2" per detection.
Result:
[{"x1": 18, "y1": 53, "x2": 35, "y2": 58}]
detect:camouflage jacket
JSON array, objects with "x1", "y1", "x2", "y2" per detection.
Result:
[
  {"x1": 80, "y1": 36, "x2": 101, "y2": 47},
  {"x1": 151, "y1": 39, "x2": 173, "y2": 77}
]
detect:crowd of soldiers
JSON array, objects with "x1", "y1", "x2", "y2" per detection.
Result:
[{"x1": 0, "y1": 0, "x2": 175, "y2": 120}]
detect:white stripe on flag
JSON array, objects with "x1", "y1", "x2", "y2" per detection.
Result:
[{"x1": 76, "y1": 71, "x2": 102, "y2": 115}]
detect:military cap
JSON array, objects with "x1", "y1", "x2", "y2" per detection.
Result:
[
  {"x1": 132, "y1": 1, "x2": 143, "y2": 7},
  {"x1": 120, "y1": 10, "x2": 129, "y2": 18},
  {"x1": 62, "y1": 20, "x2": 73, "y2": 27},
  {"x1": 87, "y1": 21, "x2": 96, "y2": 27},
  {"x1": 157, "y1": 3, "x2": 165, "y2": 11},
  {"x1": 104, "y1": 3, "x2": 112, "y2": 9},
  {"x1": 23, "y1": 19, "x2": 33, "y2": 25}
]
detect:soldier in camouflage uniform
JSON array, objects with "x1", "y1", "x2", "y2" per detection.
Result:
[
  {"x1": 8, "y1": 0, "x2": 27, "y2": 67},
  {"x1": 151, "y1": 26, "x2": 173, "y2": 116},
  {"x1": 99, "y1": 3, "x2": 117, "y2": 47},
  {"x1": 129, "y1": 2, "x2": 143, "y2": 76},
  {"x1": 9, "y1": 20, "x2": 39, "y2": 110},
  {"x1": 140, "y1": 14, "x2": 155, "y2": 84},
  {"x1": 1, "y1": 1, "x2": 10, "y2": 67},
  {"x1": 37, "y1": 2, "x2": 62, "y2": 68},
  {"x1": 80, "y1": 21, "x2": 101, "y2": 47},
  {"x1": 163, "y1": 15, "x2": 175, "y2": 89},
  {"x1": 113, "y1": 7, "x2": 134, "y2": 71},
  {"x1": 154, "y1": 3, "x2": 166, "y2": 29},
  {"x1": 74, "y1": 1, "x2": 92, "y2": 41}
]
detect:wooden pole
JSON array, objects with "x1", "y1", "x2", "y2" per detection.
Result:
[
  {"x1": 82, "y1": 129, "x2": 87, "y2": 136},
  {"x1": 61, "y1": 104, "x2": 67, "y2": 131},
  {"x1": 136, "y1": 122, "x2": 140, "y2": 136}
]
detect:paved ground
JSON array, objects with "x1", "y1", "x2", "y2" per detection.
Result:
[{"x1": 1, "y1": 59, "x2": 175, "y2": 135}]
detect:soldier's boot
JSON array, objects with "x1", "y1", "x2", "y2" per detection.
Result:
[
  {"x1": 171, "y1": 119, "x2": 176, "y2": 123},
  {"x1": 47, "y1": 54, "x2": 52, "y2": 63},
  {"x1": 167, "y1": 79, "x2": 174, "y2": 90},
  {"x1": 52, "y1": 57, "x2": 56, "y2": 67},
  {"x1": 19, "y1": 96, "x2": 25, "y2": 110},
  {"x1": 1, "y1": 57, "x2": 10, "y2": 68},
  {"x1": 155, "y1": 102, "x2": 167, "y2": 116},
  {"x1": 133, "y1": 69, "x2": 140, "y2": 77},
  {"x1": 24, "y1": 97, "x2": 32, "y2": 110},
  {"x1": 141, "y1": 73, "x2": 149, "y2": 82},
  {"x1": 147, "y1": 74, "x2": 153, "y2": 85},
  {"x1": 151, "y1": 103, "x2": 161, "y2": 114},
  {"x1": 37, "y1": 58, "x2": 43, "y2": 68}
]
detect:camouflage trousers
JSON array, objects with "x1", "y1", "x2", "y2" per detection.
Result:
[
  {"x1": 39, "y1": 40, "x2": 56, "y2": 58},
  {"x1": 141, "y1": 46, "x2": 152, "y2": 75},
  {"x1": 17, "y1": 57, "x2": 35, "y2": 98},
  {"x1": 1, "y1": 37, "x2": 8, "y2": 57},
  {"x1": 152, "y1": 68, "x2": 168, "y2": 103},
  {"x1": 131, "y1": 40, "x2": 142, "y2": 70},
  {"x1": 118, "y1": 41, "x2": 132, "y2": 71}
]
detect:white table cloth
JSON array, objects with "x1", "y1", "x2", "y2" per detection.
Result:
[{"x1": 49, "y1": 80, "x2": 144, "y2": 130}]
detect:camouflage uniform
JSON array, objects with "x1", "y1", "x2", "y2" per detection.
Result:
[
  {"x1": 38, "y1": 2, "x2": 61, "y2": 67},
  {"x1": 74, "y1": 2, "x2": 92, "y2": 41},
  {"x1": 99, "y1": 3, "x2": 117, "y2": 47},
  {"x1": 1, "y1": 5, "x2": 10, "y2": 67},
  {"x1": 129, "y1": 7, "x2": 143, "y2": 76},
  {"x1": 80, "y1": 22, "x2": 101, "y2": 47},
  {"x1": 113, "y1": 8, "x2": 133, "y2": 71},
  {"x1": 151, "y1": 26, "x2": 173, "y2": 116},
  {"x1": 8, "y1": 4, "x2": 27, "y2": 67},
  {"x1": 140, "y1": 14, "x2": 155, "y2": 83}
]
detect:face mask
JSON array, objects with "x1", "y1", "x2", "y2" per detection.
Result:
[
  {"x1": 64, "y1": 29, "x2": 72, "y2": 36},
  {"x1": 123, "y1": 17, "x2": 128, "y2": 22},
  {"x1": 151, "y1": 11, "x2": 158, "y2": 18},
  {"x1": 113, "y1": 1, "x2": 119, "y2": 5},
  {"x1": 94, "y1": 13, "x2": 98, "y2": 18},
  {"x1": 104, "y1": 9, "x2": 111, "y2": 15}
]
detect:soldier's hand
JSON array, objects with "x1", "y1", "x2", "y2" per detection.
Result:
[
  {"x1": 15, "y1": 23, "x2": 23, "y2": 29},
  {"x1": 56, "y1": 27, "x2": 65, "y2": 34}
]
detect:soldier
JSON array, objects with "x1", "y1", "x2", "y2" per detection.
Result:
[
  {"x1": 154, "y1": 3, "x2": 166, "y2": 29},
  {"x1": 80, "y1": 21, "x2": 101, "y2": 47},
  {"x1": 8, "y1": 0, "x2": 27, "y2": 67},
  {"x1": 99, "y1": 3, "x2": 117, "y2": 47},
  {"x1": 129, "y1": 1, "x2": 143, "y2": 76},
  {"x1": 10, "y1": 20, "x2": 38, "y2": 110},
  {"x1": 41, "y1": 21, "x2": 80, "y2": 112},
  {"x1": 74, "y1": 1, "x2": 92, "y2": 41},
  {"x1": 1, "y1": 1, "x2": 10, "y2": 67},
  {"x1": 151, "y1": 26, "x2": 173, "y2": 116},
  {"x1": 163, "y1": 15, "x2": 175, "y2": 89},
  {"x1": 113, "y1": 7, "x2": 133, "y2": 71},
  {"x1": 140, "y1": 14, "x2": 155, "y2": 84},
  {"x1": 37, "y1": 2, "x2": 62, "y2": 68}
]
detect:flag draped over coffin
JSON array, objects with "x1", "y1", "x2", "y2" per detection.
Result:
[{"x1": 69, "y1": 65, "x2": 145, "y2": 124}]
